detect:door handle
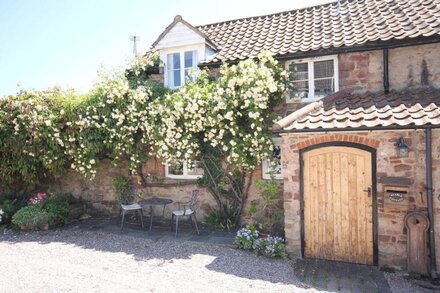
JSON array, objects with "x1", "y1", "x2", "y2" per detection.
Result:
[{"x1": 363, "y1": 187, "x2": 372, "y2": 197}]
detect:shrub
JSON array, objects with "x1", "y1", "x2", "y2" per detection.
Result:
[
  {"x1": 12, "y1": 205, "x2": 48, "y2": 230},
  {"x1": 252, "y1": 173, "x2": 284, "y2": 236},
  {"x1": 0, "y1": 190, "x2": 28, "y2": 226},
  {"x1": 204, "y1": 209, "x2": 235, "y2": 231},
  {"x1": 43, "y1": 194, "x2": 69, "y2": 227},
  {"x1": 112, "y1": 175, "x2": 133, "y2": 205},
  {"x1": 234, "y1": 223, "x2": 260, "y2": 250}
]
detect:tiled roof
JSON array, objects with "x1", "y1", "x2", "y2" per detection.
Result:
[
  {"x1": 196, "y1": 0, "x2": 440, "y2": 64},
  {"x1": 276, "y1": 87, "x2": 440, "y2": 131}
]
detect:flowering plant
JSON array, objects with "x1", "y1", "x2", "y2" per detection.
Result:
[
  {"x1": 29, "y1": 192, "x2": 47, "y2": 205},
  {"x1": 234, "y1": 223, "x2": 260, "y2": 250},
  {"x1": 253, "y1": 235, "x2": 288, "y2": 259}
]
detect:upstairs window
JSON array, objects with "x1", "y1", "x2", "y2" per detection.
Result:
[
  {"x1": 286, "y1": 55, "x2": 338, "y2": 102},
  {"x1": 166, "y1": 50, "x2": 198, "y2": 89}
]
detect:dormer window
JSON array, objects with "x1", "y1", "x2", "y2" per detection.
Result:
[{"x1": 166, "y1": 50, "x2": 198, "y2": 88}]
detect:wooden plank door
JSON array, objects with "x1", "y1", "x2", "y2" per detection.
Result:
[{"x1": 303, "y1": 146, "x2": 374, "y2": 265}]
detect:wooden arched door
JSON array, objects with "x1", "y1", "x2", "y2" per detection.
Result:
[{"x1": 302, "y1": 146, "x2": 374, "y2": 265}]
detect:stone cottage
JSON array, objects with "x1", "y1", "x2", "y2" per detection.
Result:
[{"x1": 50, "y1": 0, "x2": 440, "y2": 275}]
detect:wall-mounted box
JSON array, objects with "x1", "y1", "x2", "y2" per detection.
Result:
[{"x1": 380, "y1": 177, "x2": 411, "y2": 209}]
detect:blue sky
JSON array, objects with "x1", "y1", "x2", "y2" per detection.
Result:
[{"x1": 0, "y1": 0, "x2": 330, "y2": 96}]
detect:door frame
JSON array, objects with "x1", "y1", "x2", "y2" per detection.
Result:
[{"x1": 299, "y1": 141, "x2": 378, "y2": 265}]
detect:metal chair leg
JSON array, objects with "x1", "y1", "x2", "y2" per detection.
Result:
[
  {"x1": 120, "y1": 210, "x2": 126, "y2": 232},
  {"x1": 171, "y1": 214, "x2": 174, "y2": 231},
  {"x1": 192, "y1": 213, "x2": 200, "y2": 235},
  {"x1": 139, "y1": 209, "x2": 144, "y2": 228},
  {"x1": 149, "y1": 206, "x2": 153, "y2": 231},
  {"x1": 175, "y1": 216, "x2": 179, "y2": 237}
]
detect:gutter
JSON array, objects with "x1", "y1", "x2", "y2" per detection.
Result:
[
  {"x1": 426, "y1": 127, "x2": 438, "y2": 280},
  {"x1": 274, "y1": 124, "x2": 440, "y2": 134},
  {"x1": 383, "y1": 48, "x2": 389, "y2": 94},
  {"x1": 200, "y1": 37, "x2": 440, "y2": 68}
]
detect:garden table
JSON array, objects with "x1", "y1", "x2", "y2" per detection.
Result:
[{"x1": 138, "y1": 197, "x2": 173, "y2": 231}]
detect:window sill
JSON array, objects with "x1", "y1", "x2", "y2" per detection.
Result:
[
  {"x1": 165, "y1": 175, "x2": 202, "y2": 180},
  {"x1": 286, "y1": 96, "x2": 325, "y2": 104},
  {"x1": 262, "y1": 175, "x2": 283, "y2": 180}
]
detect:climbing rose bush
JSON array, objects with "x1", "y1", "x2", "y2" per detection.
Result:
[
  {"x1": 150, "y1": 51, "x2": 287, "y2": 170},
  {"x1": 65, "y1": 69, "x2": 156, "y2": 178},
  {"x1": 0, "y1": 88, "x2": 73, "y2": 184},
  {"x1": 0, "y1": 51, "x2": 287, "y2": 184}
]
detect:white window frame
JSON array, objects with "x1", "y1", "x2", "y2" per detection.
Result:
[
  {"x1": 165, "y1": 50, "x2": 198, "y2": 89},
  {"x1": 165, "y1": 161, "x2": 203, "y2": 180},
  {"x1": 285, "y1": 55, "x2": 339, "y2": 103},
  {"x1": 262, "y1": 137, "x2": 283, "y2": 180}
]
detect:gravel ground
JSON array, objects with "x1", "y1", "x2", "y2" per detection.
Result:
[
  {"x1": 0, "y1": 229, "x2": 309, "y2": 293},
  {"x1": 0, "y1": 229, "x2": 430, "y2": 293}
]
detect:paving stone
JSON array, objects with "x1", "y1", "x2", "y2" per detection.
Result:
[
  {"x1": 206, "y1": 236, "x2": 234, "y2": 246},
  {"x1": 292, "y1": 258, "x2": 392, "y2": 293}
]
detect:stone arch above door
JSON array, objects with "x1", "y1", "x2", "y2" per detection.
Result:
[{"x1": 292, "y1": 134, "x2": 380, "y2": 151}]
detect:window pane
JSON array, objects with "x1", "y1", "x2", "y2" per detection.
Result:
[
  {"x1": 168, "y1": 161, "x2": 184, "y2": 175},
  {"x1": 167, "y1": 53, "x2": 181, "y2": 87},
  {"x1": 314, "y1": 60, "x2": 334, "y2": 79},
  {"x1": 289, "y1": 62, "x2": 309, "y2": 99},
  {"x1": 167, "y1": 69, "x2": 174, "y2": 88},
  {"x1": 290, "y1": 80, "x2": 309, "y2": 99},
  {"x1": 290, "y1": 62, "x2": 308, "y2": 80},
  {"x1": 187, "y1": 160, "x2": 204, "y2": 176},
  {"x1": 268, "y1": 145, "x2": 282, "y2": 175},
  {"x1": 314, "y1": 78, "x2": 334, "y2": 96},
  {"x1": 172, "y1": 53, "x2": 180, "y2": 69},
  {"x1": 184, "y1": 51, "x2": 193, "y2": 68},
  {"x1": 173, "y1": 69, "x2": 181, "y2": 87},
  {"x1": 167, "y1": 53, "x2": 180, "y2": 70},
  {"x1": 314, "y1": 60, "x2": 335, "y2": 96}
]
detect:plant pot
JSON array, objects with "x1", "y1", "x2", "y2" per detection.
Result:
[
  {"x1": 20, "y1": 224, "x2": 33, "y2": 231},
  {"x1": 39, "y1": 223, "x2": 49, "y2": 231}
]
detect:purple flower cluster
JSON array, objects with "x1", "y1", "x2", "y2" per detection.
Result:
[{"x1": 236, "y1": 227, "x2": 259, "y2": 240}]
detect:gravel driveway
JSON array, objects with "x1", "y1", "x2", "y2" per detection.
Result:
[{"x1": 0, "y1": 229, "x2": 430, "y2": 293}]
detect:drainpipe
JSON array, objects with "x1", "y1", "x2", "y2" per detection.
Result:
[
  {"x1": 426, "y1": 127, "x2": 438, "y2": 279},
  {"x1": 383, "y1": 48, "x2": 389, "y2": 94}
]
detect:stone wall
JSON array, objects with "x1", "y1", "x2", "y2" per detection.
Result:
[
  {"x1": 338, "y1": 50, "x2": 383, "y2": 93},
  {"x1": 43, "y1": 160, "x2": 128, "y2": 215},
  {"x1": 338, "y1": 43, "x2": 440, "y2": 93},
  {"x1": 44, "y1": 156, "x2": 279, "y2": 223},
  {"x1": 281, "y1": 129, "x2": 440, "y2": 270}
]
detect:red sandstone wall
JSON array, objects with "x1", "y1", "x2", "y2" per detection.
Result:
[{"x1": 338, "y1": 43, "x2": 440, "y2": 94}]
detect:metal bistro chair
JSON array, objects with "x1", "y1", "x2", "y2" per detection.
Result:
[
  {"x1": 120, "y1": 203, "x2": 144, "y2": 232},
  {"x1": 171, "y1": 190, "x2": 200, "y2": 237}
]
